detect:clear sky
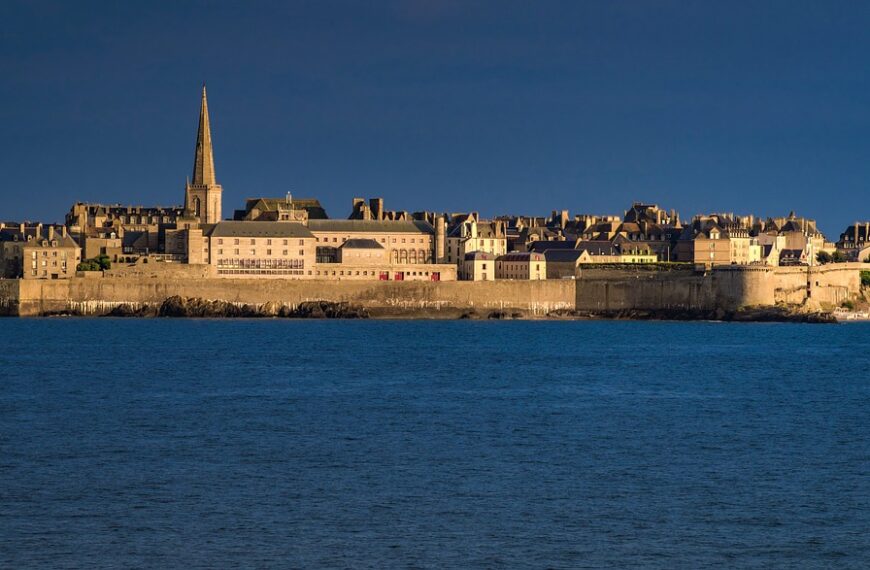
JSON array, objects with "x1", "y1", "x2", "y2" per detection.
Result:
[{"x1": 2, "y1": 1, "x2": 869, "y2": 236}]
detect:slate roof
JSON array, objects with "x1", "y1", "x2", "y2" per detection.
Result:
[
  {"x1": 464, "y1": 251, "x2": 494, "y2": 260},
  {"x1": 528, "y1": 240, "x2": 577, "y2": 253},
  {"x1": 498, "y1": 252, "x2": 545, "y2": 262},
  {"x1": 340, "y1": 238, "x2": 384, "y2": 249},
  {"x1": 308, "y1": 220, "x2": 433, "y2": 234},
  {"x1": 544, "y1": 250, "x2": 585, "y2": 262},
  {"x1": 206, "y1": 221, "x2": 314, "y2": 238},
  {"x1": 575, "y1": 241, "x2": 619, "y2": 256},
  {"x1": 0, "y1": 227, "x2": 78, "y2": 247}
]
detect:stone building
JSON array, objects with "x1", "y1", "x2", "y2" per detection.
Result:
[
  {"x1": 309, "y1": 219, "x2": 435, "y2": 265},
  {"x1": 495, "y1": 252, "x2": 546, "y2": 280},
  {"x1": 751, "y1": 212, "x2": 827, "y2": 266},
  {"x1": 674, "y1": 215, "x2": 764, "y2": 267},
  {"x1": 0, "y1": 223, "x2": 81, "y2": 279},
  {"x1": 578, "y1": 203, "x2": 683, "y2": 261},
  {"x1": 444, "y1": 214, "x2": 507, "y2": 265},
  {"x1": 836, "y1": 222, "x2": 870, "y2": 261},
  {"x1": 337, "y1": 239, "x2": 387, "y2": 264},
  {"x1": 203, "y1": 221, "x2": 315, "y2": 278},
  {"x1": 233, "y1": 195, "x2": 328, "y2": 222},
  {"x1": 460, "y1": 251, "x2": 496, "y2": 281}
]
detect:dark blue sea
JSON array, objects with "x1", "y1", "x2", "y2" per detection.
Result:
[{"x1": 1, "y1": 320, "x2": 869, "y2": 568}]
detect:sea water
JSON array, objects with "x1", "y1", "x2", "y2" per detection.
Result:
[{"x1": 1, "y1": 319, "x2": 868, "y2": 568}]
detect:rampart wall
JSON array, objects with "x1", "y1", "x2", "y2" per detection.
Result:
[
  {"x1": 3, "y1": 263, "x2": 866, "y2": 317},
  {"x1": 0, "y1": 279, "x2": 19, "y2": 316},
  {"x1": 13, "y1": 275, "x2": 576, "y2": 317}
]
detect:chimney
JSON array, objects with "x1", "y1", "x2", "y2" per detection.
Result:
[
  {"x1": 62, "y1": 226, "x2": 68, "y2": 238},
  {"x1": 369, "y1": 198, "x2": 384, "y2": 221},
  {"x1": 435, "y1": 215, "x2": 446, "y2": 263},
  {"x1": 48, "y1": 225, "x2": 55, "y2": 241},
  {"x1": 855, "y1": 222, "x2": 859, "y2": 243}
]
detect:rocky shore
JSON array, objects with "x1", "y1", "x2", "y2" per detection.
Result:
[
  {"x1": 38, "y1": 296, "x2": 839, "y2": 323},
  {"x1": 546, "y1": 304, "x2": 837, "y2": 323},
  {"x1": 103, "y1": 296, "x2": 370, "y2": 319}
]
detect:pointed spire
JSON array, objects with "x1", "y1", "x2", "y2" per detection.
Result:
[{"x1": 192, "y1": 84, "x2": 216, "y2": 186}]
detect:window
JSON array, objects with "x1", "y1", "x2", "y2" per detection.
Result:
[
  {"x1": 299, "y1": 250, "x2": 304, "y2": 256},
  {"x1": 299, "y1": 239, "x2": 304, "y2": 246},
  {"x1": 266, "y1": 249, "x2": 272, "y2": 255},
  {"x1": 283, "y1": 239, "x2": 289, "y2": 246},
  {"x1": 282, "y1": 250, "x2": 288, "y2": 256},
  {"x1": 250, "y1": 239, "x2": 256, "y2": 245},
  {"x1": 218, "y1": 239, "x2": 223, "y2": 245},
  {"x1": 267, "y1": 239, "x2": 272, "y2": 245},
  {"x1": 218, "y1": 249, "x2": 223, "y2": 255},
  {"x1": 250, "y1": 249, "x2": 256, "y2": 256},
  {"x1": 234, "y1": 239, "x2": 239, "y2": 245}
]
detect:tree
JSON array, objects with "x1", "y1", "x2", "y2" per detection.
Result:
[
  {"x1": 816, "y1": 251, "x2": 832, "y2": 264},
  {"x1": 77, "y1": 255, "x2": 111, "y2": 272},
  {"x1": 96, "y1": 255, "x2": 111, "y2": 270},
  {"x1": 832, "y1": 250, "x2": 847, "y2": 263}
]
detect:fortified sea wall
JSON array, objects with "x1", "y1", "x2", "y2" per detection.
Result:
[
  {"x1": 574, "y1": 263, "x2": 864, "y2": 313},
  {"x1": 9, "y1": 272, "x2": 576, "y2": 317},
  {"x1": 0, "y1": 263, "x2": 866, "y2": 317}
]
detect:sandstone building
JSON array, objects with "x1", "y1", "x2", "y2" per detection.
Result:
[
  {"x1": 460, "y1": 251, "x2": 496, "y2": 281},
  {"x1": 0, "y1": 223, "x2": 80, "y2": 279},
  {"x1": 496, "y1": 252, "x2": 546, "y2": 280}
]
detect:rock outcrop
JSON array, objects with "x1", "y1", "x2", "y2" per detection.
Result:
[
  {"x1": 547, "y1": 305, "x2": 836, "y2": 323},
  {"x1": 149, "y1": 296, "x2": 369, "y2": 319}
]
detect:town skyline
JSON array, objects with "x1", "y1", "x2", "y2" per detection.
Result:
[
  {"x1": 4, "y1": 2, "x2": 870, "y2": 235},
  {"x1": 1, "y1": 81, "x2": 862, "y2": 237}
]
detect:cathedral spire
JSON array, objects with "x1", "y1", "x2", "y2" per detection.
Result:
[{"x1": 192, "y1": 84, "x2": 216, "y2": 186}]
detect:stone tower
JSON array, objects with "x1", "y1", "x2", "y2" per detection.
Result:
[{"x1": 184, "y1": 85, "x2": 223, "y2": 224}]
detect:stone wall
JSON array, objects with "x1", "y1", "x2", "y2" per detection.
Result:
[
  {"x1": 5, "y1": 263, "x2": 867, "y2": 317},
  {"x1": 13, "y1": 276, "x2": 576, "y2": 317},
  {"x1": 574, "y1": 264, "x2": 867, "y2": 313},
  {"x1": 0, "y1": 279, "x2": 19, "y2": 315},
  {"x1": 575, "y1": 266, "x2": 719, "y2": 312}
]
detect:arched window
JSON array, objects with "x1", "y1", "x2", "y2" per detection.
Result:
[
  {"x1": 409, "y1": 250, "x2": 417, "y2": 264},
  {"x1": 391, "y1": 250, "x2": 399, "y2": 264},
  {"x1": 193, "y1": 196, "x2": 201, "y2": 218},
  {"x1": 418, "y1": 249, "x2": 426, "y2": 264},
  {"x1": 399, "y1": 249, "x2": 408, "y2": 264}
]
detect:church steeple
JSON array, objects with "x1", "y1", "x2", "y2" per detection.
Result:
[
  {"x1": 192, "y1": 84, "x2": 216, "y2": 186},
  {"x1": 184, "y1": 85, "x2": 223, "y2": 224}
]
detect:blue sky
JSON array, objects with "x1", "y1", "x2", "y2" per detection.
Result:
[{"x1": 2, "y1": 1, "x2": 869, "y2": 235}]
